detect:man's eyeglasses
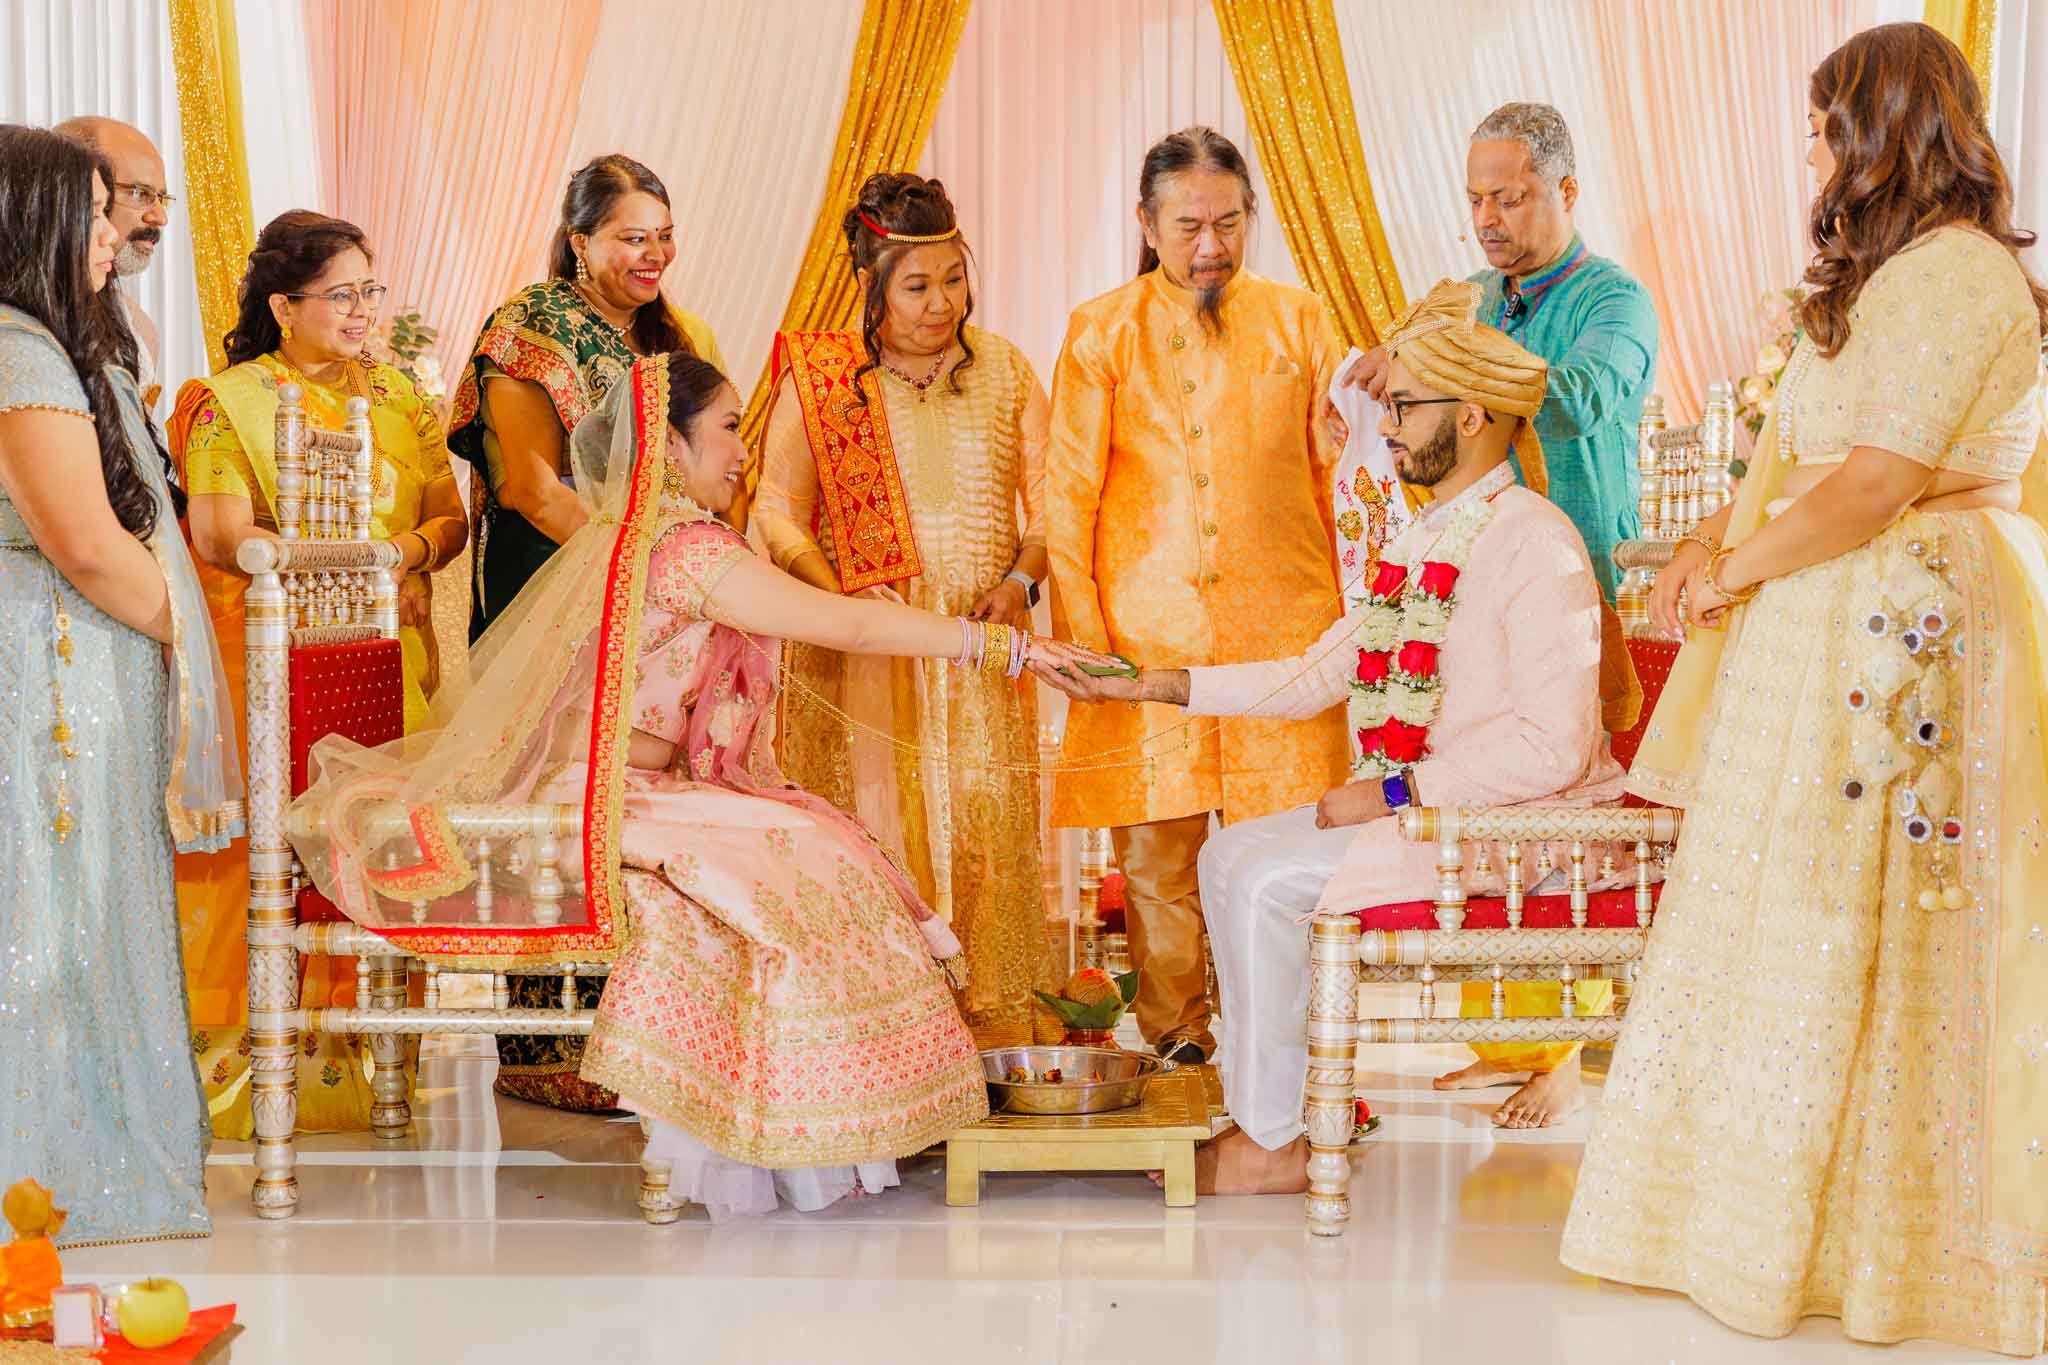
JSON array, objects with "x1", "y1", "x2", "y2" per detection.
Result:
[
  {"x1": 112, "y1": 182, "x2": 176, "y2": 211},
  {"x1": 1386, "y1": 396, "x2": 1463, "y2": 427},
  {"x1": 286, "y1": 285, "x2": 389, "y2": 315}
]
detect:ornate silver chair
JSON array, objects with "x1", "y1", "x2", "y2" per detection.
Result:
[
  {"x1": 239, "y1": 386, "x2": 675, "y2": 1225},
  {"x1": 1300, "y1": 397, "x2": 1738, "y2": 1236},
  {"x1": 1613, "y1": 381, "x2": 1738, "y2": 638}
]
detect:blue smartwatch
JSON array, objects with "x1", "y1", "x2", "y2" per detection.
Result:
[{"x1": 1381, "y1": 769, "x2": 1415, "y2": 810}]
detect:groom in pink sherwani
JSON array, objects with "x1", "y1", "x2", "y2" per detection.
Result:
[{"x1": 1039, "y1": 280, "x2": 1630, "y2": 1194}]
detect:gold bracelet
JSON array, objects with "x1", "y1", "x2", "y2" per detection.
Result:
[
  {"x1": 1706, "y1": 546, "x2": 1761, "y2": 605},
  {"x1": 1680, "y1": 529, "x2": 1719, "y2": 557},
  {"x1": 982, "y1": 621, "x2": 1015, "y2": 675}
]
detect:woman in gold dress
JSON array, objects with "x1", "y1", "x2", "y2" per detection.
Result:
[
  {"x1": 1563, "y1": 25, "x2": 2048, "y2": 1355},
  {"x1": 170, "y1": 210, "x2": 467, "y2": 1137},
  {"x1": 751, "y1": 173, "x2": 1055, "y2": 1048}
]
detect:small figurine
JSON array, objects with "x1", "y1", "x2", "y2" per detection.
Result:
[{"x1": 0, "y1": 1178, "x2": 66, "y2": 1328}]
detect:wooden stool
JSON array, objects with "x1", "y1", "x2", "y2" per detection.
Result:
[{"x1": 945, "y1": 1066, "x2": 1211, "y2": 1208}]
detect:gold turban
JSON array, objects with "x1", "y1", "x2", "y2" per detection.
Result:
[
  {"x1": 1386, "y1": 279, "x2": 1550, "y2": 497},
  {"x1": 1387, "y1": 279, "x2": 1641, "y2": 733}
]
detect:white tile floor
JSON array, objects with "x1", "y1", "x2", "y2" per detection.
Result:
[{"x1": 62, "y1": 1038, "x2": 1987, "y2": 1364}]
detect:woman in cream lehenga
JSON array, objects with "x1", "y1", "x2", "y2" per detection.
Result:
[
  {"x1": 293, "y1": 352, "x2": 1106, "y2": 1218},
  {"x1": 1562, "y1": 24, "x2": 2048, "y2": 1356},
  {"x1": 753, "y1": 173, "x2": 1056, "y2": 1049}
]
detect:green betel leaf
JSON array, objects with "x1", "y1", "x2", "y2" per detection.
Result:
[
  {"x1": 1032, "y1": 990, "x2": 1094, "y2": 1026},
  {"x1": 1114, "y1": 969, "x2": 1140, "y2": 1007},
  {"x1": 1070, "y1": 1000, "x2": 1126, "y2": 1030},
  {"x1": 1074, "y1": 653, "x2": 1140, "y2": 679}
]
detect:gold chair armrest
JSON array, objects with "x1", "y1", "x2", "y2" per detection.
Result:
[{"x1": 1399, "y1": 803, "x2": 1681, "y2": 847}]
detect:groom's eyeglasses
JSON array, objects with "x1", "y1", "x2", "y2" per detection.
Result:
[{"x1": 1387, "y1": 397, "x2": 1463, "y2": 427}]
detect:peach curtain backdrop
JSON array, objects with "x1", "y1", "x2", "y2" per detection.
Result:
[
  {"x1": 922, "y1": 0, "x2": 1302, "y2": 381},
  {"x1": 302, "y1": 0, "x2": 603, "y2": 392},
  {"x1": 528, "y1": 0, "x2": 865, "y2": 398},
  {"x1": 1335, "y1": 0, "x2": 1899, "y2": 422}
]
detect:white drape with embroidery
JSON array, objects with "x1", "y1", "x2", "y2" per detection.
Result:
[
  {"x1": 0, "y1": 0, "x2": 207, "y2": 406},
  {"x1": 920, "y1": 0, "x2": 1300, "y2": 381}
]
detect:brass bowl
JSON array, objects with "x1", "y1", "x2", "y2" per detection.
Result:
[{"x1": 980, "y1": 1045, "x2": 1162, "y2": 1116}]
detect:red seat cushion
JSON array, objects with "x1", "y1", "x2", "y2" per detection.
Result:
[
  {"x1": 289, "y1": 638, "x2": 405, "y2": 923},
  {"x1": 1102, "y1": 640, "x2": 1685, "y2": 926},
  {"x1": 1610, "y1": 637, "x2": 1680, "y2": 773},
  {"x1": 1354, "y1": 883, "x2": 1661, "y2": 930}
]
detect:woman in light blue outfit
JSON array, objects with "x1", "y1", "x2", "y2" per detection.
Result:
[{"x1": 0, "y1": 125, "x2": 243, "y2": 1246}]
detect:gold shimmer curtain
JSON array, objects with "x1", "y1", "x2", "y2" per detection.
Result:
[
  {"x1": 1212, "y1": 0, "x2": 1407, "y2": 347},
  {"x1": 168, "y1": 0, "x2": 257, "y2": 375},
  {"x1": 739, "y1": 0, "x2": 972, "y2": 462},
  {"x1": 1923, "y1": 0, "x2": 1997, "y2": 101}
]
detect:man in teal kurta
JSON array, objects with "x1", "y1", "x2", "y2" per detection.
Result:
[{"x1": 1347, "y1": 102, "x2": 1657, "y2": 599}]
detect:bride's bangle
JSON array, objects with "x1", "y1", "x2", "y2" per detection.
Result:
[
  {"x1": 1680, "y1": 529, "x2": 1719, "y2": 558},
  {"x1": 1706, "y1": 546, "x2": 1761, "y2": 605}
]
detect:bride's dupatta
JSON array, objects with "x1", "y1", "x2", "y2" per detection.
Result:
[
  {"x1": 1622, "y1": 405, "x2": 1792, "y2": 807},
  {"x1": 293, "y1": 355, "x2": 963, "y2": 977},
  {"x1": 291, "y1": 358, "x2": 690, "y2": 968}
]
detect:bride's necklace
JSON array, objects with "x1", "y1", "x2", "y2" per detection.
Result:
[{"x1": 880, "y1": 348, "x2": 949, "y2": 401}]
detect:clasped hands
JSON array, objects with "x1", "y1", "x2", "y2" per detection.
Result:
[
  {"x1": 1029, "y1": 652, "x2": 1391, "y2": 831},
  {"x1": 1646, "y1": 540, "x2": 1737, "y2": 636}
]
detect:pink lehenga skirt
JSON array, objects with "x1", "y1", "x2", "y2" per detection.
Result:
[{"x1": 543, "y1": 764, "x2": 989, "y2": 1198}]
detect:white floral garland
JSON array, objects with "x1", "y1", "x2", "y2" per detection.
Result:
[{"x1": 1348, "y1": 491, "x2": 1501, "y2": 778}]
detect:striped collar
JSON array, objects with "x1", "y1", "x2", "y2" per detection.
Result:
[{"x1": 1495, "y1": 236, "x2": 1589, "y2": 331}]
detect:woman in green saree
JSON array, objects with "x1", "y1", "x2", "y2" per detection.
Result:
[
  {"x1": 448, "y1": 153, "x2": 722, "y2": 1111},
  {"x1": 453, "y1": 153, "x2": 723, "y2": 643}
]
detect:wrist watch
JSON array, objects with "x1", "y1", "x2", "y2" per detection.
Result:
[
  {"x1": 1004, "y1": 569, "x2": 1041, "y2": 608},
  {"x1": 1380, "y1": 768, "x2": 1419, "y2": 811}
]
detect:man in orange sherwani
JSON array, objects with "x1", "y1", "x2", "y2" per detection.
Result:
[{"x1": 1048, "y1": 127, "x2": 1351, "y2": 1064}]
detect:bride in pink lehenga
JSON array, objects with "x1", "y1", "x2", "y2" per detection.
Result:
[{"x1": 295, "y1": 353, "x2": 1102, "y2": 1218}]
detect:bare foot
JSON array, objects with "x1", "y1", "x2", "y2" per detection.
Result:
[
  {"x1": 1434, "y1": 1057, "x2": 1529, "y2": 1091},
  {"x1": 1491, "y1": 1054, "x2": 1584, "y2": 1130},
  {"x1": 1170, "y1": 1127, "x2": 1310, "y2": 1195}
]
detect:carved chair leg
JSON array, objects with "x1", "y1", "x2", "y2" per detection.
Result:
[
  {"x1": 248, "y1": 919, "x2": 301, "y2": 1218},
  {"x1": 367, "y1": 955, "x2": 411, "y2": 1139},
  {"x1": 1305, "y1": 915, "x2": 1361, "y2": 1237},
  {"x1": 639, "y1": 1156, "x2": 684, "y2": 1225}
]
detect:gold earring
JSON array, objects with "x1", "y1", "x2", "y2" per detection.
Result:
[
  {"x1": 280, "y1": 320, "x2": 293, "y2": 343},
  {"x1": 576, "y1": 255, "x2": 592, "y2": 286}
]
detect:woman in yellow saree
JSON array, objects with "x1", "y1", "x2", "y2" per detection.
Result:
[
  {"x1": 168, "y1": 211, "x2": 467, "y2": 1138},
  {"x1": 1562, "y1": 25, "x2": 2048, "y2": 1356}
]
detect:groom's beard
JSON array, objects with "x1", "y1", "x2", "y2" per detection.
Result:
[{"x1": 1393, "y1": 421, "x2": 1459, "y2": 487}]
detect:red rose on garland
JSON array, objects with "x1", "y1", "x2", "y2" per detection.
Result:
[
  {"x1": 1378, "y1": 719, "x2": 1430, "y2": 764},
  {"x1": 1370, "y1": 559, "x2": 1409, "y2": 599},
  {"x1": 1416, "y1": 560, "x2": 1462, "y2": 598},
  {"x1": 1355, "y1": 649, "x2": 1392, "y2": 685},
  {"x1": 1396, "y1": 641, "x2": 1439, "y2": 678},
  {"x1": 1357, "y1": 726, "x2": 1385, "y2": 757}
]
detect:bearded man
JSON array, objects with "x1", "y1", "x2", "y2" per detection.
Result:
[
  {"x1": 1047, "y1": 126, "x2": 1353, "y2": 1067},
  {"x1": 55, "y1": 116, "x2": 172, "y2": 406},
  {"x1": 1041, "y1": 281, "x2": 1639, "y2": 1190}
]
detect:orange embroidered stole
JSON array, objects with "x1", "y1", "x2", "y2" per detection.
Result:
[{"x1": 773, "y1": 331, "x2": 923, "y2": 594}]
